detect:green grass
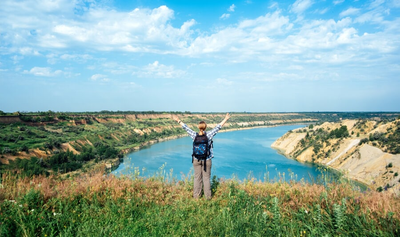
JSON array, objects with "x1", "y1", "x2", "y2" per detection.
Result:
[{"x1": 1, "y1": 171, "x2": 399, "y2": 236}]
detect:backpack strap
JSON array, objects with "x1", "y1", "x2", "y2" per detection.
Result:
[{"x1": 192, "y1": 133, "x2": 199, "y2": 162}]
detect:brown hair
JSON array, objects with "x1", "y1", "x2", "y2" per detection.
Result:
[{"x1": 198, "y1": 121, "x2": 207, "y2": 135}]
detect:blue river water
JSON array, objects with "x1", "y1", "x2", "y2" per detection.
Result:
[{"x1": 112, "y1": 125, "x2": 326, "y2": 182}]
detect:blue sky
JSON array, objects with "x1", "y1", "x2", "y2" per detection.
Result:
[{"x1": 1, "y1": 0, "x2": 399, "y2": 112}]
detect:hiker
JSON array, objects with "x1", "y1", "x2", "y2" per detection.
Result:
[{"x1": 172, "y1": 113, "x2": 231, "y2": 199}]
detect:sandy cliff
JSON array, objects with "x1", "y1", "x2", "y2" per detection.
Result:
[{"x1": 272, "y1": 119, "x2": 400, "y2": 193}]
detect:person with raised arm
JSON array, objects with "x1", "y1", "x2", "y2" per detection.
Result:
[{"x1": 172, "y1": 113, "x2": 231, "y2": 199}]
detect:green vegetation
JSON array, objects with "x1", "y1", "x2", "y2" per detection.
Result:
[
  {"x1": 1, "y1": 171, "x2": 399, "y2": 236},
  {"x1": 355, "y1": 120, "x2": 400, "y2": 154},
  {"x1": 329, "y1": 125, "x2": 349, "y2": 139},
  {"x1": 5, "y1": 143, "x2": 121, "y2": 177},
  {"x1": 296, "y1": 119, "x2": 400, "y2": 163},
  {"x1": 1, "y1": 112, "x2": 400, "y2": 235},
  {"x1": 370, "y1": 122, "x2": 400, "y2": 154},
  {"x1": 1, "y1": 111, "x2": 399, "y2": 177}
]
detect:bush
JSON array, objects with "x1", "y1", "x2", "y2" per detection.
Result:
[
  {"x1": 359, "y1": 138, "x2": 369, "y2": 145},
  {"x1": 329, "y1": 126, "x2": 349, "y2": 139}
]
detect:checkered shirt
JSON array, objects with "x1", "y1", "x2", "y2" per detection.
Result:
[{"x1": 182, "y1": 123, "x2": 222, "y2": 160}]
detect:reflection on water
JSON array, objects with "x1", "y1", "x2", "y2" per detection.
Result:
[{"x1": 113, "y1": 125, "x2": 331, "y2": 182}]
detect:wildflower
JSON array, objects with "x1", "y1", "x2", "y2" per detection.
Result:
[
  {"x1": 305, "y1": 210, "x2": 308, "y2": 214},
  {"x1": 31, "y1": 209, "x2": 34, "y2": 212},
  {"x1": 19, "y1": 205, "x2": 22, "y2": 208}
]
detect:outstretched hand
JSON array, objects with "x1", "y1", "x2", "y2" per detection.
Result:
[
  {"x1": 220, "y1": 113, "x2": 231, "y2": 127},
  {"x1": 171, "y1": 115, "x2": 180, "y2": 123},
  {"x1": 224, "y1": 113, "x2": 231, "y2": 120}
]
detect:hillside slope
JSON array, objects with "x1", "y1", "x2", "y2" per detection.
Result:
[{"x1": 272, "y1": 119, "x2": 400, "y2": 193}]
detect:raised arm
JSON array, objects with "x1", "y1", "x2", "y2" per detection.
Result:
[
  {"x1": 172, "y1": 114, "x2": 183, "y2": 126},
  {"x1": 172, "y1": 114, "x2": 197, "y2": 139},
  {"x1": 219, "y1": 113, "x2": 231, "y2": 127}
]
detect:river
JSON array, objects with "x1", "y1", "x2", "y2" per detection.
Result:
[{"x1": 112, "y1": 125, "x2": 327, "y2": 182}]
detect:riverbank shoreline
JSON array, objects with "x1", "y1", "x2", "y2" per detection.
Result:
[{"x1": 271, "y1": 146, "x2": 372, "y2": 190}]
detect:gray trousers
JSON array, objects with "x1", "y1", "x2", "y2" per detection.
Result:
[{"x1": 193, "y1": 159, "x2": 212, "y2": 199}]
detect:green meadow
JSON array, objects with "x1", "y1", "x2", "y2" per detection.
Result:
[{"x1": 1, "y1": 170, "x2": 399, "y2": 236}]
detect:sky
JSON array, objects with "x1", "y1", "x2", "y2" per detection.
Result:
[{"x1": 0, "y1": 0, "x2": 400, "y2": 113}]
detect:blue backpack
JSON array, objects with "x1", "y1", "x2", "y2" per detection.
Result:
[{"x1": 192, "y1": 132, "x2": 213, "y2": 171}]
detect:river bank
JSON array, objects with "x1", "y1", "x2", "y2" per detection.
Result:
[{"x1": 271, "y1": 119, "x2": 400, "y2": 194}]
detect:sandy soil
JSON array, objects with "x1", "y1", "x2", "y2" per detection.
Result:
[{"x1": 272, "y1": 119, "x2": 400, "y2": 192}]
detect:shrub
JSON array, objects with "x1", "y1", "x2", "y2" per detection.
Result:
[
  {"x1": 329, "y1": 125, "x2": 349, "y2": 139},
  {"x1": 359, "y1": 138, "x2": 369, "y2": 145}
]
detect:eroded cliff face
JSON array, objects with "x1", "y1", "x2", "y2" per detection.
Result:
[{"x1": 271, "y1": 119, "x2": 400, "y2": 193}]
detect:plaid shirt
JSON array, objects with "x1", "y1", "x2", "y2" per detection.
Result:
[{"x1": 182, "y1": 123, "x2": 222, "y2": 160}]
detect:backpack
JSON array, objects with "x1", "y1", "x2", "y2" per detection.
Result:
[{"x1": 192, "y1": 132, "x2": 213, "y2": 171}]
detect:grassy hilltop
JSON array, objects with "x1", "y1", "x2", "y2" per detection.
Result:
[
  {"x1": 1, "y1": 169, "x2": 400, "y2": 236},
  {"x1": 1, "y1": 111, "x2": 400, "y2": 236}
]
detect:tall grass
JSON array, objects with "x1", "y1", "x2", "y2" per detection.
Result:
[{"x1": 1, "y1": 168, "x2": 399, "y2": 236}]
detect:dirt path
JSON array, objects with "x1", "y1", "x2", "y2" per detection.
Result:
[{"x1": 326, "y1": 139, "x2": 360, "y2": 166}]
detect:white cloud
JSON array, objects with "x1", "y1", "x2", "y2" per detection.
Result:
[
  {"x1": 393, "y1": 0, "x2": 400, "y2": 8},
  {"x1": 291, "y1": 0, "x2": 314, "y2": 15},
  {"x1": 12, "y1": 55, "x2": 24, "y2": 64},
  {"x1": 355, "y1": 10, "x2": 384, "y2": 24},
  {"x1": 337, "y1": 27, "x2": 359, "y2": 44},
  {"x1": 288, "y1": 65, "x2": 304, "y2": 70},
  {"x1": 369, "y1": 0, "x2": 385, "y2": 9},
  {"x1": 0, "y1": 2, "x2": 195, "y2": 53},
  {"x1": 60, "y1": 54, "x2": 92, "y2": 62},
  {"x1": 1, "y1": 0, "x2": 399, "y2": 77},
  {"x1": 316, "y1": 8, "x2": 329, "y2": 14},
  {"x1": 24, "y1": 67, "x2": 62, "y2": 77},
  {"x1": 228, "y1": 4, "x2": 236, "y2": 12},
  {"x1": 220, "y1": 13, "x2": 230, "y2": 19},
  {"x1": 217, "y1": 78, "x2": 233, "y2": 85},
  {"x1": 188, "y1": 11, "x2": 291, "y2": 56},
  {"x1": 19, "y1": 47, "x2": 40, "y2": 56},
  {"x1": 339, "y1": 7, "x2": 360, "y2": 18},
  {"x1": 90, "y1": 74, "x2": 110, "y2": 81},
  {"x1": 333, "y1": 0, "x2": 345, "y2": 5},
  {"x1": 101, "y1": 62, "x2": 137, "y2": 75},
  {"x1": 269, "y1": 2, "x2": 279, "y2": 9},
  {"x1": 133, "y1": 61, "x2": 186, "y2": 78}
]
